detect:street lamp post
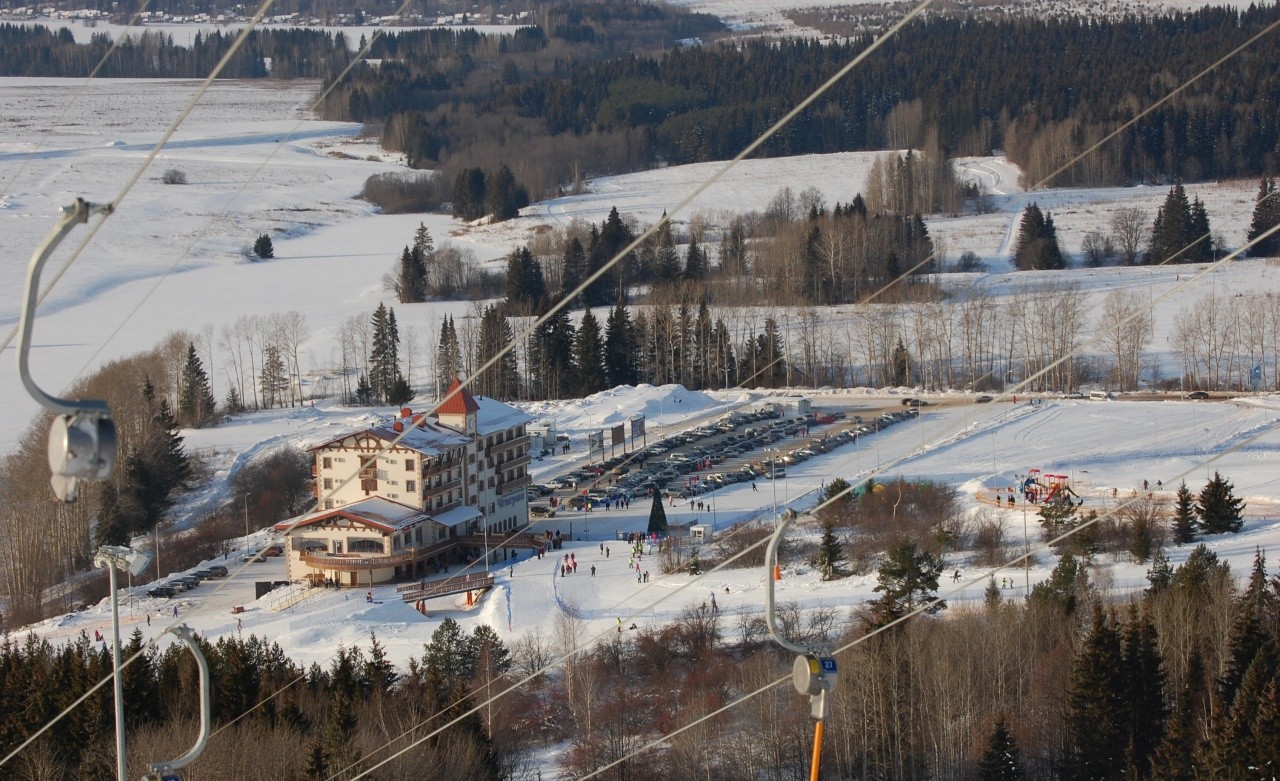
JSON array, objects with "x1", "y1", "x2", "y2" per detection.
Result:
[
  {"x1": 94, "y1": 544, "x2": 152, "y2": 781},
  {"x1": 243, "y1": 492, "x2": 251, "y2": 540}
]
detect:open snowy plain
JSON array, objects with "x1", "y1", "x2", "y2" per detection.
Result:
[{"x1": 5, "y1": 80, "x2": 1280, "y2": 775}]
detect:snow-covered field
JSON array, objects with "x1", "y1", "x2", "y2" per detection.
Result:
[{"x1": 4, "y1": 79, "x2": 1280, "y2": 688}]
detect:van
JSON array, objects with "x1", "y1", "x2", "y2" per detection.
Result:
[{"x1": 1089, "y1": 391, "x2": 1112, "y2": 401}]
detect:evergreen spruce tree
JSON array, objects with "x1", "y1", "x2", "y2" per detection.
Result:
[
  {"x1": 651, "y1": 215, "x2": 681, "y2": 285},
  {"x1": 977, "y1": 718, "x2": 1026, "y2": 781},
  {"x1": 1188, "y1": 197, "x2": 1213, "y2": 263},
  {"x1": 1013, "y1": 203, "x2": 1066, "y2": 270},
  {"x1": 710, "y1": 318, "x2": 737, "y2": 389},
  {"x1": 1194, "y1": 471, "x2": 1245, "y2": 534},
  {"x1": 259, "y1": 344, "x2": 289, "y2": 409},
  {"x1": 1064, "y1": 605, "x2": 1127, "y2": 780},
  {"x1": 1171, "y1": 481, "x2": 1199, "y2": 544},
  {"x1": 224, "y1": 385, "x2": 244, "y2": 414},
  {"x1": 561, "y1": 237, "x2": 588, "y2": 303},
  {"x1": 1120, "y1": 603, "x2": 1167, "y2": 776},
  {"x1": 683, "y1": 242, "x2": 706, "y2": 281},
  {"x1": 573, "y1": 309, "x2": 606, "y2": 397},
  {"x1": 530, "y1": 308, "x2": 576, "y2": 400},
  {"x1": 451, "y1": 167, "x2": 487, "y2": 221},
  {"x1": 1219, "y1": 549, "x2": 1279, "y2": 709},
  {"x1": 647, "y1": 490, "x2": 668, "y2": 536},
  {"x1": 475, "y1": 305, "x2": 519, "y2": 400},
  {"x1": 503, "y1": 246, "x2": 546, "y2": 316},
  {"x1": 812, "y1": 518, "x2": 846, "y2": 580},
  {"x1": 1150, "y1": 648, "x2": 1208, "y2": 781},
  {"x1": 1145, "y1": 547, "x2": 1173, "y2": 594},
  {"x1": 178, "y1": 342, "x2": 217, "y2": 427},
  {"x1": 1148, "y1": 182, "x2": 1199, "y2": 264},
  {"x1": 603, "y1": 299, "x2": 640, "y2": 388},
  {"x1": 253, "y1": 233, "x2": 274, "y2": 259},
  {"x1": 369, "y1": 303, "x2": 402, "y2": 404},
  {"x1": 436, "y1": 315, "x2": 461, "y2": 398},
  {"x1": 891, "y1": 338, "x2": 912, "y2": 386},
  {"x1": 396, "y1": 245, "x2": 427, "y2": 303},
  {"x1": 1247, "y1": 177, "x2": 1280, "y2": 258},
  {"x1": 984, "y1": 576, "x2": 1003, "y2": 611},
  {"x1": 354, "y1": 373, "x2": 373, "y2": 405}
]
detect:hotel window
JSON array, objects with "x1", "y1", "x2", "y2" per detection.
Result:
[
  {"x1": 406, "y1": 459, "x2": 415, "y2": 471},
  {"x1": 406, "y1": 480, "x2": 416, "y2": 492},
  {"x1": 323, "y1": 478, "x2": 333, "y2": 490},
  {"x1": 323, "y1": 457, "x2": 332, "y2": 469}
]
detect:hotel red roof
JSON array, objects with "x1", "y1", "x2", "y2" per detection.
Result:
[{"x1": 437, "y1": 378, "x2": 480, "y2": 415}]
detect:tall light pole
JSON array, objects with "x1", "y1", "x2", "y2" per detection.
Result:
[
  {"x1": 94, "y1": 544, "x2": 152, "y2": 781},
  {"x1": 243, "y1": 492, "x2": 251, "y2": 539}
]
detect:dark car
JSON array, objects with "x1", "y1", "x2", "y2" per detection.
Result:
[
  {"x1": 147, "y1": 586, "x2": 177, "y2": 598},
  {"x1": 207, "y1": 565, "x2": 229, "y2": 577},
  {"x1": 1187, "y1": 391, "x2": 1210, "y2": 400},
  {"x1": 975, "y1": 395, "x2": 993, "y2": 403}
]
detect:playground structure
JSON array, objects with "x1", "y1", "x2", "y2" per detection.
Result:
[
  {"x1": 980, "y1": 468, "x2": 1083, "y2": 508},
  {"x1": 1020, "y1": 468, "x2": 1079, "y2": 505}
]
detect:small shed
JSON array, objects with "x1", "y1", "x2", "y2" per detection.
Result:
[{"x1": 689, "y1": 524, "x2": 713, "y2": 543}]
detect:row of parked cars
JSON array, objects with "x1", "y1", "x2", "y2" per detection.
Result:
[
  {"x1": 146, "y1": 564, "x2": 229, "y2": 598},
  {"x1": 534, "y1": 406, "x2": 891, "y2": 505}
]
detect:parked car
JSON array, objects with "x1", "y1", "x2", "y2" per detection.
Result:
[
  {"x1": 207, "y1": 565, "x2": 229, "y2": 577},
  {"x1": 147, "y1": 586, "x2": 177, "y2": 598},
  {"x1": 529, "y1": 505, "x2": 556, "y2": 518},
  {"x1": 170, "y1": 575, "x2": 200, "y2": 590},
  {"x1": 1187, "y1": 390, "x2": 1210, "y2": 400},
  {"x1": 192, "y1": 569, "x2": 216, "y2": 580},
  {"x1": 975, "y1": 395, "x2": 993, "y2": 403}
]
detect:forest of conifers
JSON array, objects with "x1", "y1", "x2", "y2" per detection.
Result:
[{"x1": 5, "y1": 3, "x2": 1279, "y2": 196}]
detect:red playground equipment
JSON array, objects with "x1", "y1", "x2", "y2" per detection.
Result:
[{"x1": 1021, "y1": 468, "x2": 1079, "y2": 504}]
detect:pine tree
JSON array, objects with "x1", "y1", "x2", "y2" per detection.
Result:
[
  {"x1": 259, "y1": 344, "x2": 289, "y2": 409},
  {"x1": 1171, "y1": 481, "x2": 1199, "y2": 544},
  {"x1": 573, "y1": 309, "x2": 606, "y2": 397},
  {"x1": 1195, "y1": 471, "x2": 1244, "y2": 534},
  {"x1": 603, "y1": 299, "x2": 640, "y2": 388},
  {"x1": 1247, "y1": 177, "x2": 1280, "y2": 257},
  {"x1": 710, "y1": 318, "x2": 737, "y2": 389},
  {"x1": 1188, "y1": 197, "x2": 1213, "y2": 263},
  {"x1": 504, "y1": 245, "x2": 546, "y2": 316},
  {"x1": 178, "y1": 342, "x2": 217, "y2": 427},
  {"x1": 977, "y1": 718, "x2": 1026, "y2": 781},
  {"x1": 867, "y1": 540, "x2": 944, "y2": 626},
  {"x1": 1028, "y1": 551, "x2": 1082, "y2": 615},
  {"x1": 651, "y1": 215, "x2": 681, "y2": 285},
  {"x1": 452, "y1": 167, "x2": 487, "y2": 221},
  {"x1": 647, "y1": 490, "x2": 668, "y2": 536}
]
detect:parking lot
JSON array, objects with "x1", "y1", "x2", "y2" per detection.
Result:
[{"x1": 527, "y1": 403, "x2": 926, "y2": 516}]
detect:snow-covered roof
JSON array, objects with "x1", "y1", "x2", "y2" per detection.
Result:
[
  {"x1": 367, "y1": 420, "x2": 472, "y2": 455},
  {"x1": 474, "y1": 395, "x2": 533, "y2": 436},
  {"x1": 276, "y1": 497, "x2": 430, "y2": 534},
  {"x1": 433, "y1": 505, "x2": 482, "y2": 528}
]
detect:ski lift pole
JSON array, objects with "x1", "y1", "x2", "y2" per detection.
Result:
[
  {"x1": 765, "y1": 509, "x2": 838, "y2": 781},
  {"x1": 16, "y1": 198, "x2": 118, "y2": 502},
  {"x1": 140, "y1": 625, "x2": 212, "y2": 781}
]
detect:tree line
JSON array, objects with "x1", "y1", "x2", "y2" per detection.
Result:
[
  {"x1": 324, "y1": 5, "x2": 1280, "y2": 200},
  {"x1": 0, "y1": 24, "x2": 354, "y2": 78}
]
